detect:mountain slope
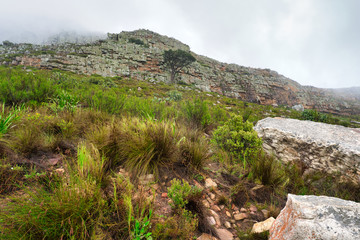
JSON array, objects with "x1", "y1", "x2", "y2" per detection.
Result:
[{"x1": 1, "y1": 29, "x2": 359, "y2": 115}]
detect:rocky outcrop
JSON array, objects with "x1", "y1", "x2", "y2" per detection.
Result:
[
  {"x1": 269, "y1": 194, "x2": 360, "y2": 240},
  {"x1": 1, "y1": 29, "x2": 360, "y2": 115},
  {"x1": 254, "y1": 117, "x2": 360, "y2": 183}
]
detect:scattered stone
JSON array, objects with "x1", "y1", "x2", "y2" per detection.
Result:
[
  {"x1": 240, "y1": 207, "x2": 247, "y2": 212},
  {"x1": 212, "y1": 205, "x2": 221, "y2": 212},
  {"x1": 139, "y1": 174, "x2": 154, "y2": 184},
  {"x1": 269, "y1": 194, "x2": 360, "y2": 240},
  {"x1": 219, "y1": 205, "x2": 225, "y2": 210},
  {"x1": 234, "y1": 213, "x2": 248, "y2": 221},
  {"x1": 210, "y1": 209, "x2": 221, "y2": 226},
  {"x1": 230, "y1": 219, "x2": 236, "y2": 224},
  {"x1": 215, "y1": 228, "x2": 233, "y2": 240},
  {"x1": 251, "y1": 217, "x2": 275, "y2": 233},
  {"x1": 161, "y1": 192, "x2": 167, "y2": 198},
  {"x1": 207, "y1": 216, "x2": 216, "y2": 226},
  {"x1": 225, "y1": 211, "x2": 231, "y2": 218},
  {"x1": 137, "y1": 87, "x2": 142, "y2": 91},
  {"x1": 261, "y1": 209, "x2": 270, "y2": 219},
  {"x1": 291, "y1": 104, "x2": 304, "y2": 112},
  {"x1": 224, "y1": 221, "x2": 231, "y2": 229},
  {"x1": 197, "y1": 233, "x2": 217, "y2": 240},
  {"x1": 249, "y1": 205, "x2": 257, "y2": 212},
  {"x1": 55, "y1": 168, "x2": 65, "y2": 175},
  {"x1": 203, "y1": 200, "x2": 210, "y2": 208},
  {"x1": 209, "y1": 193, "x2": 216, "y2": 200},
  {"x1": 205, "y1": 178, "x2": 217, "y2": 188}
]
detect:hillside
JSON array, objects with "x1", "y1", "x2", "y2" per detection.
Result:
[{"x1": 1, "y1": 29, "x2": 359, "y2": 116}]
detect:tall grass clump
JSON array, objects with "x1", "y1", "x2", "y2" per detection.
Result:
[
  {"x1": 99, "y1": 117, "x2": 179, "y2": 177},
  {"x1": 183, "y1": 98, "x2": 211, "y2": 129},
  {"x1": 250, "y1": 152, "x2": 289, "y2": 189},
  {"x1": 0, "y1": 146, "x2": 107, "y2": 239},
  {"x1": 0, "y1": 103, "x2": 22, "y2": 138}
]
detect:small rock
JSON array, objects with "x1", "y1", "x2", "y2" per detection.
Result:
[
  {"x1": 261, "y1": 209, "x2": 270, "y2": 219},
  {"x1": 203, "y1": 200, "x2": 210, "y2": 208},
  {"x1": 249, "y1": 205, "x2": 257, "y2": 212},
  {"x1": 230, "y1": 219, "x2": 236, "y2": 224},
  {"x1": 240, "y1": 207, "x2": 247, "y2": 212},
  {"x1": 215, "y1": 228, "x2": 233, "y2": 240},
  {"x1": 209, "y1": 193, "x2": 216, "y2": 200},
  {"x1": 251, "y1": 217, "x2": 275, "y2": 233},
  {"x1": 205, "y1": 178, "x2": 217, "y2": 188},
  {"x1": 139, "y1": 174, "x2": 154, "y2": 184},
  {"x1": 137, "y1": 87, "x2": 142, "y2": 91},
  {"x1": 210, "y1": 209, "x2": 221, "y2": 226},
  {"x1": 234, "y1": 213, "x2": 248, "y2": 221},
  {"x1": 219, "y1": 205, "x2": 225, "y2": 210},
  {"x1": 212, "y1": 205, "x2": 221, "y2": 212},
  {"x1": 161, "y1": 192, "x2": 168, "y2": 198},
  {"x1": 207, "y1": 216, "x2": 216, "y2": 226},
  {"x1": 224, "y1": 221, "x2": 232, "y2": 229},
  {"x1": 197, "y1": 233, "x2": 217, "y2": 240},
  {"x1": 55, "y1": 168, "x2": 65, "y2": 175},
  {"x1": 225, "y1": 211, "x2": 231, "y2": 217}
]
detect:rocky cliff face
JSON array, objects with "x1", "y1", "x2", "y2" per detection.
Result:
[{"x1": 1, "y1": 29, "x2": 359, "y2": 115}]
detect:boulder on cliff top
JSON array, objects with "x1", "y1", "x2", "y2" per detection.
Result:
[
  {"x1": 254, "y1": 117, "x2": 360, "y2": 183},
  {"x1": 269, "y1": 194, "x2": 360, "y2": 240}
]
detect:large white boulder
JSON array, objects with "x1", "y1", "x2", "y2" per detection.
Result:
[
  {"x1": 269, "y1": 194, "x2": 360, "y2": 240},
  {"x1": 254, "y1": 117, "x2": 360, "y2": 182}
]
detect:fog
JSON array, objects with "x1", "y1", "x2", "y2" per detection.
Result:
[{"x1": 1, "y1": 0, "x2": 359, "y2": 88}]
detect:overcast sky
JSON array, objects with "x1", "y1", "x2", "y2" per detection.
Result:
[{"x1": 1, "y1": 0, "x2": 359, "y2": 88}]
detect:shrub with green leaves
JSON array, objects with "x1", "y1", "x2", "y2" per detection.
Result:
[
  {"x1": 0, "y1": 68, "x2": 58, "y2": 105},
  {"x1": 167, "y1": 179, "x2": 202, "y2": 209},
  {"x1": 212, "y1": 114, "x2": 262, "y2": 162},
  {"x1": 50, "y1": 90, "x2": 79, "y2": 112}
]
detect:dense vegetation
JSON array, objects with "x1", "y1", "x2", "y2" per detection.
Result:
[{"x1": 0, "y1": 65, "x2": 359, "y2": 239}]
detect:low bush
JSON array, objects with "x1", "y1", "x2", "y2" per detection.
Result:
[
  {"x1": 167, "y1": 179, "x2": 202, "y2": 209},
  {"x1": 0, "y1": 68, "x2": 58, "y2": 105},
  {"x1": 212, "y1": 114, "x2": 262, "y2": 162}
]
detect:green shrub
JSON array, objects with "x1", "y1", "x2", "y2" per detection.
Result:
[
  {"x1": 87, "y1": 89, "x2": 126, "y2": 115},
  {"x1": 167, "y1": 90, "x2": 182, "y2": 101},
  {"x1": 0, "y1": 68, "x2": 58, "y2": 105},
  {"x1": 50, "y1": 90, "x2": 79, "y2": 112},
  {"x1": 167, "y1": 179, "x2": 202, "y2": 209},
  {"x1": 212, "y1": 114, "x2": 262, "y2": 162}
]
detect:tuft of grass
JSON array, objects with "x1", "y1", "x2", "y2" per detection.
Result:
[
  {"x1": 179, "y1": 129, "x2": 210, "y2": 169},
  {"x1": 97, "y1": 118, "x2": 179, "y2": 177},
  {"x1": 183, "y1": 98, "x2": 211, "y2": 129},
  {"x1": 0, "y1": 164, "x2": 106, "y2": 239},
  {"x1": 0, "y1": 158, "x2": 24, "y2": 195},
  {"x1": 250, "y1": 152, "x2": 289, "y2": 189}
]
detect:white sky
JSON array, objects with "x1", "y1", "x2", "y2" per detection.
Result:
[{"x1": 1, "y1": 0, "x2": 359, "y2": 88}]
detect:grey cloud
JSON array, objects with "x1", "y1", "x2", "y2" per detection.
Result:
[{"x1": 0, "y1": 0, "x2": 359, "y2": 88}]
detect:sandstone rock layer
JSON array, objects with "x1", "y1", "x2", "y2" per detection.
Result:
[
  {"x1": 254, "y1": 117, "x2": 360, "y2": 182},
  {"x1": 269, "y1": 194, "x2": 360, "y2": 240}
]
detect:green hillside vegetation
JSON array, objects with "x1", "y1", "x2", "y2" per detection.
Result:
[{"x1": 0, "y1": 65, "x2": 359, "y2": 239}]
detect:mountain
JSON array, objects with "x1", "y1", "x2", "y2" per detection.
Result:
[{"x1": 0, "y1": 29, "x2": 359, "y2": 115}]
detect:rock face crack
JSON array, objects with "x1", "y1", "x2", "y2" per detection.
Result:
[{"x1": 254, "y1": 117, "x2": 360, "y2": 183}]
